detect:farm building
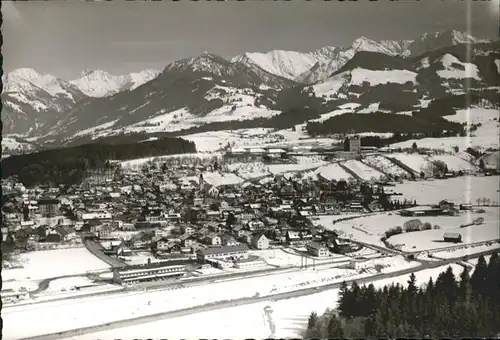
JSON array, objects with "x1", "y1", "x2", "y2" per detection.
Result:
[
  {"x1": 399, "y1": 207, "x2": 444, "y2": 217},
  {"x1": 443, "y1": 232, "x2": 462, "y2": 243}
]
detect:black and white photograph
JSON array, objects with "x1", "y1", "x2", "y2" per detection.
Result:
[{"x1": 1, "y1": 0, "x2": 499, "y2": 339}]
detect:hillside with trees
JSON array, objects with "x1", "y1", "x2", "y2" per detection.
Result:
[
  {"x1": 305, "y1": 112, "x2": 464, "y2": 137},
  {"x1": 305, "y1": 253, "x2": 500, "y2": 339},
  {"x1": 2, "y1": 137, "x2": 196, "y2": 187}
]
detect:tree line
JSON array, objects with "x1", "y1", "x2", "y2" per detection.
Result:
[
  {"x1": 305, "y1": 112, "x2": 464, "y2": 137},
  {"x1": 2, "y1": 137, "x2": 196, "y2": 187},
  {"x1": 305, "y1": 253, "x2": 500, "y2": 339}
]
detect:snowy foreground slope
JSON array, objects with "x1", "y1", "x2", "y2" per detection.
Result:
[
  {"x1": 59, "y1": 264, "x2": 467, "y2": 340},
  {"x1": 3, "y1": 257, "x2": 415, "y2": 339}
]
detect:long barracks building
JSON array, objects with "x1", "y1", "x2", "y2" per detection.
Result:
[{"x1": 113, "y1": 259, "x2": 196, "y2": 284}]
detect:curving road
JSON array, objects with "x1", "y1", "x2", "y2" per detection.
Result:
[
  {"x1": 20, "y1": 248, "x2": 499, "y2": 340},
  {"x1": 83, "y1": 239, "x2": 125, "y2": 268}
]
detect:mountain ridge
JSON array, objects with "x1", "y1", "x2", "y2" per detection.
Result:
[{"x1": 2, "y1": 30, "x2": 497, "y2": 146}]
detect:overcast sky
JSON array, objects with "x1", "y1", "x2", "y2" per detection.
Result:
[{"x1": 2, "y1": 0, "x2": 498, "y2": 80}]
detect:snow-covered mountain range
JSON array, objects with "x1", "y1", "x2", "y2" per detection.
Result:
[
  {"x1": 2, "y1": 30, "x2": 497, "y2": 147},
  {"x1": 69, "y1": 69, "x2": 161, "y2": 97},
  {"x1": 1, "y1": 68, "x2": 161, "y2": 135},
  {"x1": 1, "y1": 68, "x2": 86, "y2": 135},
  {"x1": 235, "y1": 30, "x2": 490, "y2": 84}
]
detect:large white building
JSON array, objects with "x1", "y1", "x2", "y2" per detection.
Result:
[
  {"x1": 306, "y1": 242, "x2": 329, "y2": 257},
  {"x1": 113, "y1": 260, "x2": 195, "y2": 284},
  {"x1": 196, "y1": 244, "x2": 249, "y2": 263}
]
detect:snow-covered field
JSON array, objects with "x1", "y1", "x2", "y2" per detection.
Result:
[
  {"x1": 320, "y1": 206, "x2": 499, "y2": 252},
  {"x1": 45, "y1": 277, "x2": 99, "y2": 293},
  {"x1": 202, "y1": 171, "x2": 245, "y2": 187},
  {"x1": 249, "y1": 248, "x2": 349, "y2": 267},
  {"x1": 61, "y1": 263, "x2": 465, "y2": 340},
  {"x1": 362, "y1": 155, "x2": 410, "y2": 177},
  {"x1": 342, "y1": 159, "x2": 385, "y2": 181},
  {"x1": 120, "y1": 152, "x2": 222, "y2": 169},
  {"x1": 1, "y1": 279, "x2": 39, "y2": 293},
  {"x1": 445, "y1": 107, "x2": 499, "y2": 126},
  {"x1": 348, "y1": 68, "x2": 418, "y2": 86},
  {"x1": 183, "y1": 129, "x2": 275, "y2": 152},
  {"x1": 436, "y1": 54, "x2": 480, "y2": 80},
  {"x1": 392, "y1": 108, "x2": 500, "y2": 151},
  {"x1": 388, "y1": 219, "x2": 499, "y2": 252},
  {"x1": 310, "y1": 108, "x2": 354, "y2": 123},
  {"x1": 266, "y1": 156, "x2": 327, "y2": 175},
  {"x1": 389, "y1": 153, "x2": 434, "y2": 175},
  {"x1": 317, "y1": 215, "x2": 385, "y2": 247},
  {"x1": 174, "y1": 128, "x2": 342, "y2": 153},
  {"x1": 2, "y1": 248, "x2": 111, "y2": 282},
  {"x1": 393, "y1": 176, "x2": 500, "y2": 205},
  {"x1": 430, "y1": 242, "x2": 499, "y2": 259},
  {"x1": 310, "y1": 68, "x2": 417, "y2": 100},
  {"x1": 227, "y1": 162, "x2": 271, "y2": 179},
  {"x1": 304, "y1": 163, "x2": 354, "y2": 181},
  {"x1": 429, "y1": 154, "x2": 477, "y2": 172}
]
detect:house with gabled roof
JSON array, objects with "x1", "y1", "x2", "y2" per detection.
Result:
[
  {"x1": 231, "y1": 225, "x2": 246, "y2": 239},
  {"x1": 202, "y1": 233, "x2": 222, "y2": 246},
  {"x1": 180, "y1": 234, "x2": 197, "y2": 248},
  {"x1": 221, "y1": 234, "x2": 238, "y2": 246},
  {"x1": 251, "y1": 234, "x2": 269, "y2": 250},
  {"x1": 54, "y1": 226, "x2": 76, "y2": 242}
]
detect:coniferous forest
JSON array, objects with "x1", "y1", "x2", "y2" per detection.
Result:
[
  {"x1": 305, "y1": 253, "x2": 500, "y2": 339},
  {"x1": 1, "y1": 137, "x2": 196, "y2": 187}
]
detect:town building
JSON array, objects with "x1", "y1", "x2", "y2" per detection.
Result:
[
  {"x1": 306, "y1": 242, "x2": 329, "y2": 257},
  {"x1": 348, "y1": 136, "x2": 361, "y2": 154},
  {"x1": 37, "y1": 197, "x2": 60, "y2": 217},
  {"x1": 113, "y1": 260, "x2": 195, "y2": 284},
  {"x1": 251, "y1": 234, "x2": 270, "y2": 250},
  {"x1": 196, "y1": 244, "x2": 249, "y2": 263}
]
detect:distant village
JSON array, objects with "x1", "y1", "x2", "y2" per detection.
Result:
[{"x1": 2, "y1": 138, "x2": 494, "y2": 285}]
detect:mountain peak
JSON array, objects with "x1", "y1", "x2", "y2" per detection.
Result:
[
  {"x1": 164, "y1": 51, "x2": 232, "y2": 76},
  {"x1": 78, "y1": 69, "x2": 114, "y2": 79},
  {"x1": 6, "y1": 68, "x2": 57, "y2": 85},
  {"x1": 419, "y1": 29, "x2": 479, "y2": 44},
  {"x1": 4, "y1": 68, "x2": 66, "y2": 96},
  {"x1": 350, "y1": 36, "x2": 380, "y2": 51},
  {"x1": 69, "y1": 69, "x2": 159, "y2": 97},
  {"x1": 9, "y1": 67, "x2": 41, "y2": 78},
  {"x1": 193, "y1": 51, "x2": 227, "y2": 62},
  {"x1": 231, "y1": 49, "x2": 319, "y2": 80}
]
